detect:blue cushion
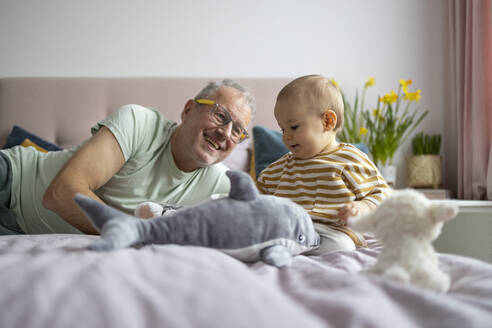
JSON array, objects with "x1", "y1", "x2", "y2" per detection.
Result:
[
  {"x1": 252, "y1": 126, "x2": 289, "y2": 178},
  {"x1": 3, "y1": 126, "x2": 62, "y2": 151},
  {"x1": 353, "y1": 142, "x2": 369, "y2": 155}
]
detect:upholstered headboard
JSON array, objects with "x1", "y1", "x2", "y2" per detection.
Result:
[{"x1": 0, "y1": 77, "x2": 289, "y2": 148}]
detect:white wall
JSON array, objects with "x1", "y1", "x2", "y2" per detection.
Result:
[{"x1": 0, "y1": 0, "x2": 449, "y2": 188}]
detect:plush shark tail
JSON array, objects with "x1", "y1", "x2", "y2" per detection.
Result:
[
  {"x1": 226, "y1": 170, "x2": 259, "y2": 201},
  {"x1": 73, "y1": 194, "x2": 134, "y2": 231}
]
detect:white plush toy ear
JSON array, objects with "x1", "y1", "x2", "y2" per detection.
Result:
[{"x1": 428, "y1": 203, "x2": 459, "y2": 223}]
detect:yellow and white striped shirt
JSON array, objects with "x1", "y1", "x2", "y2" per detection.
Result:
[{"x1": 257, "y1": 143, "x2": 391, "y2": 247}]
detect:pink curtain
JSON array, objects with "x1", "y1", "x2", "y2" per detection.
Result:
[{"x1": 446, "y1": 0, "x2": 492, "y2": 200}]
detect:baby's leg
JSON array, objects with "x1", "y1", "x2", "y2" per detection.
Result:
[{"x1": 305, "y1": 223, "x2": 356, "y2": 255}]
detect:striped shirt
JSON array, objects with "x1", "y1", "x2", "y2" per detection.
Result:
[{"x1": 257, "y1": 143, "x2": 391, "y2": 247}]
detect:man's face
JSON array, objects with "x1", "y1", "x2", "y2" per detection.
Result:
[{"x1": 179, "y1": 86, "x2": 252, "y2": 170}]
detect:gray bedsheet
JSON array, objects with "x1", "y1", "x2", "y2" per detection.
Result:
[{"x1": 1, "y1": 234, "x2": 491, "y2": 328}]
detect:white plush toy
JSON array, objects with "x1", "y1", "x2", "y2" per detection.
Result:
[
  {"x1": 349, "y1": 188, "x2": 458, "y2": 293},
  {"x1": 134, "y1": 194, "x2": 227, "y2": 218},
  {"x1": 134, "y1": 202, "x2": 181, "y2": 219}
]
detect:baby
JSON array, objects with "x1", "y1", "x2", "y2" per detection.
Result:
[{"x1": 257, "y1": 74, "x2": 391, "y2": 254}]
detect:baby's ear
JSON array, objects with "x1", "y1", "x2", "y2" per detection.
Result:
[
  {"x1": 428, "y1": 202, "x2": 459, "y2": 223},
  {"x1": 323, "y1": 110, "x2": 337, "y2": 131}
]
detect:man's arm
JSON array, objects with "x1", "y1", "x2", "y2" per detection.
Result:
[{"x1": 43, "y1": 127, "x2": 125, "y2": 234}]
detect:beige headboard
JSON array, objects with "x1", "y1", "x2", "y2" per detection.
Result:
[{"x1": 0, "y1": 77, "x2": 289, "y2": 148}]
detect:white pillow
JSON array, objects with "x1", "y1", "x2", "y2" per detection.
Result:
[{"x1": 222, "y1": 138, "x2": 252, "y2": 173}]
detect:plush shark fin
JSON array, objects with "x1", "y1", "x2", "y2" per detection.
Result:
[
  {"x1": 226, "y1": 170, "x2": 259, "y2": 201},
  {"x1": 260, "y1": 245, "x2": 293, "y2": 267},
  {"x1": 73, "y1": 193, "x2": 134, "y2": 231}
]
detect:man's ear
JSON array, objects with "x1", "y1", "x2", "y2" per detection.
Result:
[
  {"x1": 181, "y1": 99, "x2": 195, "y2": 122},
  {"x1": 322, "y1": 110, "x2": 337, "y2": 131}
]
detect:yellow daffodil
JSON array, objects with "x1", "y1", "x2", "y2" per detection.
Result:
[
  {"x1": 339, "y1": 77, "x2": 429, "y2": 168},
  {"x1": 399, "y1": 79, "x2": 412, "y2": 87},
  {"x1": 372, "y1": 109, "x2": 384, "y2": 122},
  {"x1": 379, "y1": 90, "x2": 398, "y2": 104},
  {"x1": 330, "y1": 79, "x2": 339, "y2": 88},
  {"x1": 364, "y1": 77, "x2": 375, "y2": 88},
  {"x1": 400, "y1": 79, "x2": 412, "y2": 93},
  {"x1": 403, "y1": 89, "x2": 422, "y2": 102}
]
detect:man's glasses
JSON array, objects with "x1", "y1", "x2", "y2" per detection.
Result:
[{"x1": 195, "y1": 98, "x2": 249, "y2": 144}]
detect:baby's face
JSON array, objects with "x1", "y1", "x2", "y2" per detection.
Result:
[{"x1": 274, "y1": 98, "x2": 335, "y2": 159}]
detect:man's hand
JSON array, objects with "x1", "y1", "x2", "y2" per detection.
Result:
[{"x1": 135, "y1": 202, "x2": 164, "y2": 219}]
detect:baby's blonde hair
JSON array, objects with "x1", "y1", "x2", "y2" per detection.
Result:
[{"x1": 277, "y1": 74, "x2": 344, "y2": 131}]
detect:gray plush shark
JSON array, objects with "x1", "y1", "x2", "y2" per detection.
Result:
[{"x1": 74, "y1": 170, "x2": 320, "y2": 267}]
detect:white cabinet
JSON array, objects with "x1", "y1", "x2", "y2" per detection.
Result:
[{"x1": 433, "y1": 200, "x2": 492, "y2": 263}]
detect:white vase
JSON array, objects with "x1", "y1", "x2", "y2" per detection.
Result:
[{"x1": 379, "y1": 165, "x2": 396, "y2": 187}]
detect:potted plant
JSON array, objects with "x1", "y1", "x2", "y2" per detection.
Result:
[
  {"x1": 407, "y1": 132, "x2": 442, "y2": 188},
  {"x1": 339, "y1": 78, "x2": 429, "y2": 186}
]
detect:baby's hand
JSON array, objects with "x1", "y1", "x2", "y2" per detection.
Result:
[
  {"x1": 337, "y1": 202, "x2": 362, "y2": 225},
  {"x1": 135, "y1": 202, "x2": 164, "y2": 219}
]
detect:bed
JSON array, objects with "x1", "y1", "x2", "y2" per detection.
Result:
[{"x1": 1, "y1": 78, "x2": 492, "y2": 328}]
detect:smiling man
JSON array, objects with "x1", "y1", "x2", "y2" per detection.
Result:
[
  {"x1": 0, "y1": 80, "x2": 254, "y2": 235},
  {"x1": 172, "y1": 83, "x2": 253, "y2": 171}
]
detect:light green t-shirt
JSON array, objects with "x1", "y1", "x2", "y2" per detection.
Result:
[{"x1": 1, "y1": 104, "x2": 230, "y2": 234}]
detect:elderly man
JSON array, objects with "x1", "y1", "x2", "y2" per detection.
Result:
[{"x1": 0, "y1": 79, "x2": 254, "y2": 235}]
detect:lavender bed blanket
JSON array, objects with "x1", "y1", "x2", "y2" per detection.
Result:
[{"x1": 1, "y1": 234, "x2": 491, "y2": 328}]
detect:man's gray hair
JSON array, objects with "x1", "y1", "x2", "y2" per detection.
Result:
[{"x1": 194, "y1": 79, "x2": 256, "y2": 115}]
